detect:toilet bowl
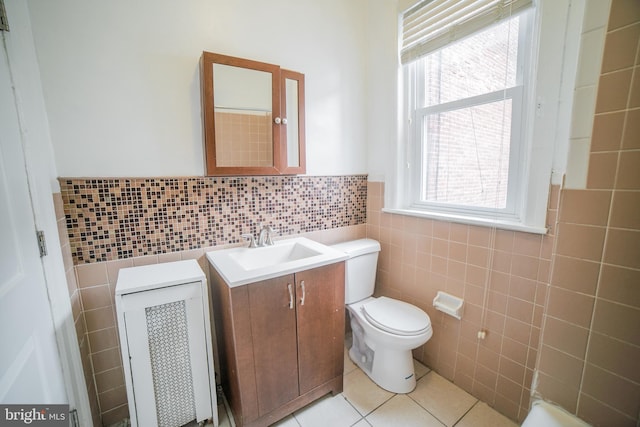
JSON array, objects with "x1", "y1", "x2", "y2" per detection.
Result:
[
  {"x1": 332, "y1": 239, "x2": 432, "y2": 393},
  {"x1": 347, "y1": 296, "x2": 433, "y2": 393}
]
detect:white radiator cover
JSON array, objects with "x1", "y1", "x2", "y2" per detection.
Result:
[{"x1": 115, "y1": 260, "x2": 218, "y2": 427}]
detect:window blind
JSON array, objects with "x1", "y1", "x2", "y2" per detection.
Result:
[{"x1": 401, "y1": 0, "x2": 533, "y2": 64}]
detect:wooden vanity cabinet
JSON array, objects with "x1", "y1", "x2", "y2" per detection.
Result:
[{"x1": 210, "y1": 262, "x2": 345, "y2": 427}]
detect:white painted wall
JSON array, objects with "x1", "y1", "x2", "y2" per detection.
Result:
[
  {"x1": 26, "y1": 0, "x2": 368, "y2": 177},
  {"x1": 564, "y1": 0, "x2": 611, "y2": 189},
  {"x1": 364, "y1": 0, "x2": 400, "y2": 183},
  {"x1": 26, "y1": 0, "x2": 602, "y2": 182}
]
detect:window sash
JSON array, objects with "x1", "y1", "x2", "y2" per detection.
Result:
[
  {"x1": 417, "y1": 87, "x2": 519, "y2": 117},
  {"x1": 404, "y1": 12, "x2": 531, "y2": 221},
  {"x1": 401, "y1": 0, "x2": 533, "y2": 64},
  {"x1": 410, "y1": 86, "x2": 524, "y2": 219}
]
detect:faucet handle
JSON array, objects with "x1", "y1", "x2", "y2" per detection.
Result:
[
  {"x1": 264, "y1": 226, "x2": 278, "y2": 246},
  {"x1": 241, "y1": 233, "x2": 257, "y2": 248}
]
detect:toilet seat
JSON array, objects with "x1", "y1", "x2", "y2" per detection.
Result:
[{"x1": 361, "y1": 297, "x2": 431, "y2": 336}]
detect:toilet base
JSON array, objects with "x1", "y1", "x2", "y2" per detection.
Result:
[
  {"x1": 349, "y1": 343, "x2": 417, "y2": 393},
  {"x1": 346, "y1": 298, "x2": 432, "y2": 394},
  {"x1": 349, "y1": 317, "x2": 418, "y2": 394}
]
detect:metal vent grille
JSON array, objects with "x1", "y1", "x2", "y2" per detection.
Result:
[{"x1": 146, "y1": 300, "x2": 196, "y2": 427}]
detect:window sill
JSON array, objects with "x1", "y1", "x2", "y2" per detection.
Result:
[{"x1": 381, "y1": 208, "x2": 548, "y2": 235}]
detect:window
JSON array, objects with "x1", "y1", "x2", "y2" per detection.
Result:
[{"x1": 397, "y1": 0, "x2": 543, "y2": 229}]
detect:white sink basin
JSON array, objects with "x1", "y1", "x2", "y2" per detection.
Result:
[
  {"x1": 206, "y1": 237, "x2": 348, "y2": 287},
  {"x1": 228, "y1": 241, "x2": 322, "y2": 271}
]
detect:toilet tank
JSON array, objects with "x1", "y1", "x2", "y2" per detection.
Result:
[{"x1": 331, "y1": 239, "x2": 381, "y2": 304}]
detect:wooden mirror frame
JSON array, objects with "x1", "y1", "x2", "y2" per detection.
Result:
[{"x1": 201, "y1": 51, "x2": 306, "y2": 176}]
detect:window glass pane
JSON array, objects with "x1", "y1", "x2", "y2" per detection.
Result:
[
  {"x1": 420, "y1": 16, "x2": 520, "y2": 108},
  {"x1": 420, "y1": 99, "x2": 512, "y2": 209}
]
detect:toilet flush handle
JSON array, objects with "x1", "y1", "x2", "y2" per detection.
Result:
[{"x1": 300, "y1": 281, "x2": 306, "y2": 306}]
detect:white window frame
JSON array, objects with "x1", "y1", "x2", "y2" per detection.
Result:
[
  {"x1": 406, "y1": 12, "x2": 532, "y2": 222},
  {"x1": 387, "y1": 3, "x2": 557, "y2": 234}
]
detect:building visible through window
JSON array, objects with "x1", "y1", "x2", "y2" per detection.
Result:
[
  {"x1": 400, "y1": 0, "x2": 534, "y2": 223},
  {"x1": 417, "y1": 15, "x2": 522, "y2": 210}
]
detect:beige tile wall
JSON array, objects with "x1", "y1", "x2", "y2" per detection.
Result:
[
  {"x1": 535, "y1": 1, "x2": 640, "y2": 425},
  {"x1": 60, "y1": 175, "x2": 367, "y2": 264},
  {"x1": 69, "y1": 224, "x2": 365, "y2": 426},
  {"x1": 53, "y1": 193, "x2": 102, "y2": 427},
  {"x1": 365, "y1": 182, "x2": 558, "y2": 422},
  {"x1": 214, "y1": 111, "x2": 273, "y2": 167}
]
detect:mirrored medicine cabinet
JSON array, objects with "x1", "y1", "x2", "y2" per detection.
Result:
[{"x1": 201, "y1": 51, "x2": 306, "y2": 176}]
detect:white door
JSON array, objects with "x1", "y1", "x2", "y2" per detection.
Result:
[{"x1": 0, "y1": 33, "x2": 68, "y2": 405}]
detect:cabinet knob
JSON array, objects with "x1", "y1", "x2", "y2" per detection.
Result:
[
  {"x1": 281, "y1": 117, "x2": 288, "y2": 125},
  {"x1": 274, "y1": 117, "x2": 282, "y2": 124}
]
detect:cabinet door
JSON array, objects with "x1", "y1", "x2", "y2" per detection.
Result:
[
  {"x1": 119, "y1": 282, "x2": 212, "y2": 427},
  {"x1": 247, "y1": 275, "x2": 299, "y2": 416},
  {"x1": 278, "y1": 70, "x2": 306, "y2": 174},
  {"x1": 295, "y1": 263, "x2": 345, "y2": 394},
  {"x1": 202, "y1": 51, "x2": 282, "y2": 176}
]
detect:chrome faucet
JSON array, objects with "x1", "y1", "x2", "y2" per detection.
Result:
[
  {"x1": 242, "y1": 224, "x2": 277, "y2": 248},
  {"x1": 257, "y1": 224, "x2": 276, "y2": 246},
  {"x1": 241, "y1": 233, "x2": 258, "y2": 248}
]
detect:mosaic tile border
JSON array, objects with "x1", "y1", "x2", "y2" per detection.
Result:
[{"x1": 60, "y1": 175, "x2": 367, "y2": 264}]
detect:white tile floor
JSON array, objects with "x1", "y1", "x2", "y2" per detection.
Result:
[{"x1": 215, "y1": 341, "x2": 518, "y2": 427}]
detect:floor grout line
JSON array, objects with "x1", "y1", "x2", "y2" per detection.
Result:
[
  {"x1": 452, "y1": 399, "x2": 481, "y2": 426},
  {"x1": 219, "y1": 346, "x2": 517, "y2": 427}
]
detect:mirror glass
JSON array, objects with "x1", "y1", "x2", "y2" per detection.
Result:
[
  {"x1": 202, "y1": 51, "x2": 305, "y2": 175},
  {"x1": 213, "y1": 63, "x2": 273, "y2": 167},
  {"x1": 285, "y1": 78, "x2": 299, "y2": 168}
]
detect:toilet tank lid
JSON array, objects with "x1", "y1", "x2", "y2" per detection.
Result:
[{"x1": 331, "y1": 239, "x2": 381, "y2": 258}]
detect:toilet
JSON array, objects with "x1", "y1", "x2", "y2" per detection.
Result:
[{"x1": 332, "y1": 238, "x2": 432, "y2": 393}]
